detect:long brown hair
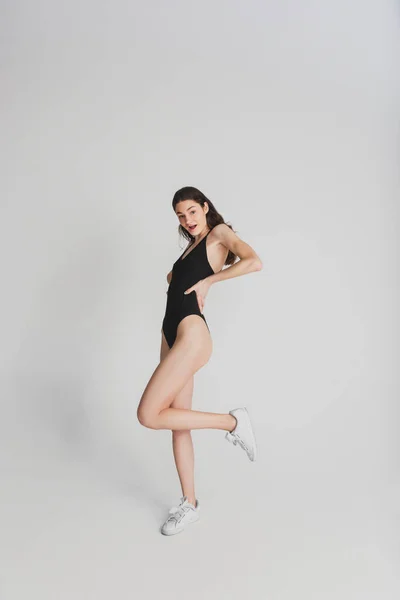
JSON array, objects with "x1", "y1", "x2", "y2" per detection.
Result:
[{"x1": 172, "y1": 186, "x2": 237, "y2": 266}]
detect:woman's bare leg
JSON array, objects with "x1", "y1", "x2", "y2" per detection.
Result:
[
  {"x1": 159, "y1": 330, "x2": 197, "y2": 505},
  {"x1": 137, "y1": 315, "x2": 237, "y2": 432}
]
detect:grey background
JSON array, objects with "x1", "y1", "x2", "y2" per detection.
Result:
[{"x1": 1, "y1": 1, "x2": 399, "y2": 598}]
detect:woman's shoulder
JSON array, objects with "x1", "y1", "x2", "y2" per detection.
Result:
[{"x1": 210, "y1": 223, "x2": 231, "y2": 237}]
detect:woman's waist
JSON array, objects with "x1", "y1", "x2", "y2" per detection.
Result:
[
  {"x1": 165, "y1": 290, "x2": 184, "y2": 310},
  {"x1": 164, "y1": 286, "x2": 200, "y2": 313}
]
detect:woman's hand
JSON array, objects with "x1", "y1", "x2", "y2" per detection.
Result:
[{"x1": 184, "y1": 278, "x2": 212, "y2": 314}]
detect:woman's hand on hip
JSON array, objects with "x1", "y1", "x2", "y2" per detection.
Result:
[{"x1": 184, "y1": 278, "x2": 211, "y2": 314}]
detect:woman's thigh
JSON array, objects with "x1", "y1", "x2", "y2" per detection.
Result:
[
  {"x1": 160, "y1": 330, "x2": 194, "y2": 410},
  {"x1": 137, "y1": 316, "x2": 212, "y2": 421}
]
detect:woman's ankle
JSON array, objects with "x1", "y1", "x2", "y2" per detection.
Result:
[{"x1": 228, "y1": 414, "x2": 237, "y2": 432}]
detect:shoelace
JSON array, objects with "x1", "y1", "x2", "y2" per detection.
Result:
[
  {"x1": 226, "y1": 431, "x2": 250, "y2": 454},
  {"x1": 166, "y1": 499, "x2": 191, "y2": 524}
]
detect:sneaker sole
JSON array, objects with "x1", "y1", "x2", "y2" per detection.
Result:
[
  {"x1": 243, "y1": 407, "x2": 258, "y2": 461},
  {"x1": 233, "y1": 407, "x2": 258, "y2": 462}
]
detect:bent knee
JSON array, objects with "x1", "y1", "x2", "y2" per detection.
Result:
[{"x1": 137, "y1": 407, "x2": 159, "y2": 429}]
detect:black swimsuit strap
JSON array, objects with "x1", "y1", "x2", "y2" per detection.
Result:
[{"x1": 180, "y1": 228, "x2": 212, "y2": 260}]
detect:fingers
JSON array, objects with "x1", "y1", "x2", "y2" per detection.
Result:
[{"x1": 196, "y1": 294, "x2": 204, "y2": 314}]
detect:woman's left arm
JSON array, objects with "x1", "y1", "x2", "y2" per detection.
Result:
[
  {"x1": 183, "y1": 224, "x2": 263, "y2": 313},
  {"x1": 207, "y1": 223, "x2": 263, "y2": 286}
]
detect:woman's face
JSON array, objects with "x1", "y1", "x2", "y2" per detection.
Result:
[{"x1": 175, "y1": 200, "x2": 208, "y2": 234}]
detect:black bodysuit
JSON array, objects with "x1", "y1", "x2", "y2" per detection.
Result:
[{"x1": 162, "y1": 228, "x2": 215, "y2": 349}]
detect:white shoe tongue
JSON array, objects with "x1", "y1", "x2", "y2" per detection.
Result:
[{"x1": 182, "y1": 496, "x2": 195, "y2": 507}]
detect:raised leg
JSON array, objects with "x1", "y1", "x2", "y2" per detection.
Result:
[{"x1": 137, "y1": 315, "x2": 236, "y2": 432}]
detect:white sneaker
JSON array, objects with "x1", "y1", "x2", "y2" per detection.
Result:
[
  {"x1": 160, "y1": 496, "x2": 200, "y2": 536},
  {"x1": 225, "y1": 407, "x2": 257, "y2": 461}
]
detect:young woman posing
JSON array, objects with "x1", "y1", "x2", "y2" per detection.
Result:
[{"x1": 137, "y1": 186, "x2": 262, "y2": 535}]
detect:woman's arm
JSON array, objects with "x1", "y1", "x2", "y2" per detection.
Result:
[{"x1": 207, "y1": 223, "x2": 262, "y2": 286}]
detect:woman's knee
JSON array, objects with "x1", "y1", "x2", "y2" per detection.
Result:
[{"x1": 137, "y1": 407, "x2": 159, "y2": 429}]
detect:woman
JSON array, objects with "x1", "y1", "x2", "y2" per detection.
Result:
[{"x1": 137, "y1": 186, "x2": 262, "y2": 535}]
